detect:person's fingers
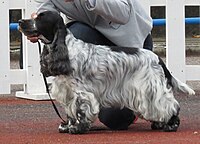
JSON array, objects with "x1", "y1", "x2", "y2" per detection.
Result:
[{"x1": 31, "y1": 12, "x2": 37, "y2": 19}]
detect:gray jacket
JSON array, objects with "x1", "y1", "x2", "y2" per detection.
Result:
[{"x1": 35, "y1": 0, "x2": 152, "y2": 48}]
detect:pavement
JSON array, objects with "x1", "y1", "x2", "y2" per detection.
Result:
[
  {"x1": 0, "y1": 38, "x2": 199, "y2": 144},
  {"x1": 0, "y1": 91, "x2": 200, "y2": 144}
]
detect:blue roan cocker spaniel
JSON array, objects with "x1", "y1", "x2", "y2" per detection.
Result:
[{"x1": 19, "y1": 11, "x2": 195, "y2": 134}]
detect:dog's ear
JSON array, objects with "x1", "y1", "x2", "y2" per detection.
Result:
[
  {"x1": 52, "y1": 17, "x2": 67, "y2": 46},
  {"x1": 48, "y1": 17, "x2": 73, "y2": 76},
  {"x1": 49, "y1": 43, "x2": 73, "y2": 76},
  {"x1": 40, "y1": 45, "x2": 51, "y2": 77}
]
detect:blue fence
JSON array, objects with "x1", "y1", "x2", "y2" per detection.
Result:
[
  {"x1": 153, "y1": 17, "x2": 200, "y2": 26},
  {"x1": 10, "y1": 17, "x2": 200, "y2": 31},
  {"x1": 10, "y1": 23, "x2": 19, "y2": 31}
]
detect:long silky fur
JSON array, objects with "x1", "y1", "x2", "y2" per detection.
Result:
[
  {"x1": 50, "y1": 29, "x2": 195, "y2": 123},
  {"x1": 20, "y1": 11, "x2": 195, "y2": 134}
]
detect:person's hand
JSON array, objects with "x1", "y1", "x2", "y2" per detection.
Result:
[
  {"x1": 27, "y1": 12, "x2": 38, "y2": 43},
  {"x1": 31, "y1": 12, "x2": 38, "y2": 19}
]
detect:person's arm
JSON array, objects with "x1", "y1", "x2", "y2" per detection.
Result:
[
  {"x1": 85, "y1": 0, "x2": 131, "y2": 24},
  {"x1": 35, "y1": 0, "x2": 60, "y2": 14}
]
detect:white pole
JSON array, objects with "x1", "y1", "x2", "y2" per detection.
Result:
[
  {"x1": 16, "y1": 0, "x2": 49, "y2": 100},
  {"x1": 166, "y1": 0, "x2": 186, "y2": 82},
  {"x1": 0, "y1": 0, "x2": 10, "y2": 93}
]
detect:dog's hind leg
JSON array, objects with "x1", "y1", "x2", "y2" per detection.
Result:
[
  {"x1": 150, "y1": 94, "x2": 180, "y2": 132},
  {"x1": 148, "y1": 84, "x2": 180, "y2": 132},
  {"x1": 151, "y1": 121, "x2": 165, "y2": 130},
  {"x1": 163, "y1": 115, "x2": 180, "y2": 132},
  {"x1": 151, "y1": 115, "x2": 180, "y2": 132},
  {"x1": 162, "y1": 92, "x2": 180, "y2": 132}
]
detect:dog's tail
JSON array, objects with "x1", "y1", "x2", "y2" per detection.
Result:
[
  {"x1": 158, "y1": 57, "x2": 195, "y2": 95},
  {"x1": 171, "y1": 76, "x2": 195, "y2": 95}
]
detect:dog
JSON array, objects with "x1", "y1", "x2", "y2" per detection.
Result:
[{"x1": 19, "y1": 11, "x2": 195, "y2": 134}]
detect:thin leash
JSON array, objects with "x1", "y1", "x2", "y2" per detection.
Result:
[{"x1": 37, "y1": 41, "x2": 67, "y2": 123}]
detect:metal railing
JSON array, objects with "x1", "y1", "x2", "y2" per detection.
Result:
[
  {"x1": 1, "y1": 0, "x2": 200, "y2": 100},
  {"x1": 9, "y1": 17, "x2": 200, "y2": 30}
]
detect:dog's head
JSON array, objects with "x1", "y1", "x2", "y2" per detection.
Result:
[
  {"x1": 19, "y1": 11, "x2": 72, "y2": 76},
  {"x1": 19, "y1": 11, "x2": 66, "y2": 44}
]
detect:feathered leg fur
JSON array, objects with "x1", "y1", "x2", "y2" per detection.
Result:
[{"x1": 52, "y1": 76, "x2": 99, "y2": 134}]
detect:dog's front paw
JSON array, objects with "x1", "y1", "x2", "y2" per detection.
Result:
[
  {"x1": 58, "y1": 122, "x2": 69, "y2": 133},
  {"x1": 68, "y1": 122, "x2": 91, "y2": 134},
  {"x1": 68, "y1": 125, "x2": 81, "y2": 134},
  {"x1": 163, "y1": 115, "x2": 180, "y2": 132},
  {"x1": 151, "y1": 122, "x2": 164, "y2": 130}
]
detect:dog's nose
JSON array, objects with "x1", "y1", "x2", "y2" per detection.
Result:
[{"x1": 18, "y1": 19, "x2": 24, "y2": 25}]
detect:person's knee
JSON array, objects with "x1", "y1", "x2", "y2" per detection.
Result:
[
  {"x1": 98, "y1": 108, "x2": 135, "y2": 130},
  {"x1": 68, "y1": 22, "x2": 92, "y2": 41},
  {"x1": 143, "y1": 34, "x2": 153, "y2": 51}
]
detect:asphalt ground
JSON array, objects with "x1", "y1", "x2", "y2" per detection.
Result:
[
  {"x1": 0, "y1": 91, "x2": 200, "y2": 144},
  {"x1": 0, "y1": 38, "x2": 200, "y2": 144}
]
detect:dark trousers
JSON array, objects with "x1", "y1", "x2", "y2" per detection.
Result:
[{"x1": 67, "y1": 22, "x2": 153, "y2": 130}]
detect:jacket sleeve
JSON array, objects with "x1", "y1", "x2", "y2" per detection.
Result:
[
  {"x1": 85, "y1": 0, "x2": 131, "y2": 24},
  {"x1": 35, "y1": 0, "x2": 60, "y2": 14}
]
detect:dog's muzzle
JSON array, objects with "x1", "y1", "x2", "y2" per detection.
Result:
[{"x1": 18, "y1": 19, "x2": 38, "y2": 37}]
